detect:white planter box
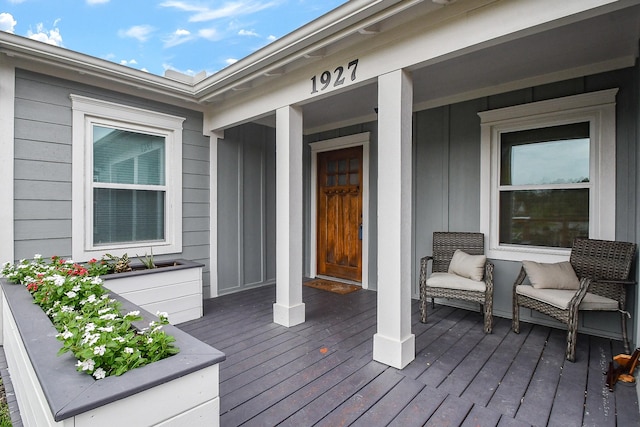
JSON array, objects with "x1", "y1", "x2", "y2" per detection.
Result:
[
  {"x1": 0, "y1": 279, "x2": 225, "y2": 427},
  {"x1": 101, "y1": 259, "x2": 203, "y2": 325}
]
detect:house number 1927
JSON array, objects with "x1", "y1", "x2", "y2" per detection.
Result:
[{"x1": 310, "y1": 59, "x2": 359, "y2": 94}]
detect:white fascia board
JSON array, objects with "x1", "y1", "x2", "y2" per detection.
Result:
[
  {"x1": 194, "y1": 0, "x2": 405, "y2": 95},
  {"x1": 0, "y1": 32, "x2": 201, "y2": 108},
  {"x1": 203, "y1": 0, "x2": 628, "y2": 131}
]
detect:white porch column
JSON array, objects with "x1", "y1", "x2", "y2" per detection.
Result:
[
  {"x1": 273, "y1": 105, "x2": 305, "y2": 327},
  {"x1": 208, "y1": 130, "x2": 223, "y2": 299},
  {"x1": 373, "y1": 69, "x2": 415, "y2": 369}
]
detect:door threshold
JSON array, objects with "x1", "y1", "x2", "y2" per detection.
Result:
[{"x1": 313, "y1": 275, "x2": 362, "y2": 287}]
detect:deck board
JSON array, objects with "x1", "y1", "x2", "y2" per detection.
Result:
[
  {"x1": 514, "y1": 328, "x2": 565, "y2": 426},
  {"x1": 176, "y1": 284, "x2": 640, "y2": 426}
]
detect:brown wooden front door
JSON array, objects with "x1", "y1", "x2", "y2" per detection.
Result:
[{"x1": 317, "y1": 146, "x2": 362, "y2": 282}]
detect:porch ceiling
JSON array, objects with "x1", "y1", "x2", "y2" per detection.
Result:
[{"x1": 298, "y1": 4, "x2": 640, "y2": 133}]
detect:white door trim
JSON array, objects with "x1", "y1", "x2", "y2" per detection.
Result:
[{"x1": 310, "y1": 132, "x2": 370, "y2": 289}]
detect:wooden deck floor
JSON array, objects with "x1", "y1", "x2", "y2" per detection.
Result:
[{"x1": 178, "y1": 284, "x2": 640, "y2": 427}]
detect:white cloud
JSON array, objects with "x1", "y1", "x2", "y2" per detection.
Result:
[
  {"x1": 118, "y1": 25, "x2": 154, "y2": 42},
  {"x1": 238, "y1": 29, "x2": 258, "y2": 37},
  {"x1": 163, "y1": 28, "x2": 193, "y2": 48},
  {"x1": 120, "y1": 59, "x2": 138, "y2": 66},
  {"x1": 27, "y1": 23, "x2": 63, "y2": 46},
  {"x1": 225, "y1": 58, "x2": 238, "y2": 67},
  {"x1": 86, "y1": 0, "x2": 110, "y2": 4},
  {"x1": 7, "y1": 0, "x2": 26, "y2": 3},
  {"x1": 266, "y1": 34, "x2": 276, "y2": 42},
  {"x1": 160, "y1": 0, "x2": 279, "y2": 22},
  {"x1": 198, "y1": 28, "x2": 220, "y2": 41},
  {"x1": 0, "y1": 13, "x2": 17, "y2": 33}
]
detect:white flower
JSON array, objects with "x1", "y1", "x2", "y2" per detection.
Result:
[
  {"x1": 112, "y1": 336, "x2": 125, "y2": 343},
  {"x1": 124, "y1": 347, "x2": 134, "y2": 354},
  {"x1": 76, "y1": 359, "x2": 95, "y2": 371},
  {"x1": 98, "y1": 308, "x2": 112, "y2": 315},
  {"x1": 125, "y1": 310, "x2": 140, "y2": 318},
  {"x1": 53, "y1": 275, "x2": 66, "y2": 286},
  {"x1": 147, "y1": 337, "x2": 153, "y2": 344},
  {"x1": 34, "y1": 254, "x2": 42, "y2": 259},
  {"x1": 93, "y1": 368, "x2": 106, "y2": 380},
  {"x1": 93, "y1": 345, "x2": 106, "y2": 356},
  {"x1": 84, "y1": 323, "x2": 96, "y2": 332},
  {"x1": 100, "y1": 313, "x2": 117, "y2": 321},
  {"x1": 65, "y1": 291, "x2": 77, "y2": 298},
  {"x1": 81, "y1": 333, "x2": 100, "y2": 346},
  {"x1": 72, "y1": 284, "x2": 81, "y2": 292},
  {"x1": 156, "y1": 311, "x2": 168, "y2": 319},
  {"x1": 61, "y1": 305, "x2": 74, "y2": 313},
  {"x1": 91, "y1": 277, "x2": 103, "y2": 285},
  {"x1": 57, "y1": 329, "x2": 74, "y2": 340},
  {"x1": 86, "y1": 294, "x2": 97, "y2": 303},
  {"x1": 98, "y1": 326, "x2": 113, "y2": 333}
]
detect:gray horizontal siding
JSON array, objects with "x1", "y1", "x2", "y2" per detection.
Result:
[{"x1": 12, "y1": 69, "x2": 211, "y2": 295}]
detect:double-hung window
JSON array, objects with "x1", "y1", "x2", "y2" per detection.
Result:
[
  {"x1": 71, "y1": 95, "x2": 185, "y2": 261},
  {"x1": 480, "y1": 89, "x2": 617, "y2": 262}
]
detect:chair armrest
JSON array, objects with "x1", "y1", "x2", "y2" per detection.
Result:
[
  {"x1": 568, "y1": 277, "x2": 592, "y2": 310},
  {"x1": 512, "y1": 266, "x2": 528, "y2": 290},
  {"x1": 591, "y1": 279, "x2": 637, "y2": 287},
  {"x1": 484, "y1": 260, "x2": 494, "y2": 294},
  {"x1": 419, "y1": 256, "x2": 433, "y2": 287}
]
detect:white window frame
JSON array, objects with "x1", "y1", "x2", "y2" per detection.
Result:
[
  {"x1": 479, "y1": 89, "x2": 617, "y2": 262},
  {"x1": 71, "y1": 95, "x2": 185, "y2": 261}
]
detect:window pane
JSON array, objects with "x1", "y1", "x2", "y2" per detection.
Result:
[
  {"x1": 499, "y1": 189, "x2": 588, "y2": 248},
  {"x1": 93, "y1": 188, "x2": 165, "y2": 245},
  {"x1": 501, "y1": 123, "x2": 589, "y2": 185},
  {"x1": 93, "y1": 126, "x2": 165, "y2": 185}
]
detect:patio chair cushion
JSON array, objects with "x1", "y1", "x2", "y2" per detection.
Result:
[
  {"x1": 522, "y1": 260, "x2": 580, "y2": 290},
  {"x1": 515, "y1": 285, "x2": 618, "y2": 311},
  {"x1": 448, "y1": 250, "x2": 486, "y2": 281},
  {"x1": 427, "y1": 272, "x2": 486, "y2": 292}
]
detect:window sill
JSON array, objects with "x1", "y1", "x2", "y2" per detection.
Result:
[{"x1": 487, "y1": 244, "x2": 571, "y2": 263}]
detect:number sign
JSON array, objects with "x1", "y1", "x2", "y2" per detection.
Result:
[{"x1": 311, "y1": 59, "x2": 359, "y2": 94}]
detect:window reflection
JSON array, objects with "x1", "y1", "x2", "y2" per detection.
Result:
[{"x1": 499, "y1": 122, "x2": 590, "y2": 248}]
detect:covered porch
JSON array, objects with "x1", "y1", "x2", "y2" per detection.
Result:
[
  {"x1": 210, "y1": 0, "x2": 640, "y2": 372},
  {"x1": 178, "y1": 284, "x2": 639, "y2": 426}
]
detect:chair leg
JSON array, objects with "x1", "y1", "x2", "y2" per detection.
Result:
[
  {"x1": 419, "y1": 277, "x2": 427, "y2": 323},
  {"x1": 512, "y1": 297, "x2": 520, "y2": 334},
  {"x1": 420, "y1": 295, "x2": 427, "y2": 324},
  {"x1": 483, "y1": 301, "x2": 493, "y2": 334},
  {"x1": 621, "y1": 311, "x2": 631, "y2": 354},
  {"x1": 566, "y1": 308, "x2": 579, "y2": 362}
]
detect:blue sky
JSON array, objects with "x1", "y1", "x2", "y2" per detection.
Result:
[{"x1": 0, "y1": 0, "x2": 346, "y2": 76}]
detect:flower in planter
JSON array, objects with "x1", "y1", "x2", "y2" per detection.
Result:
[{"x1": 1, "y1": 255, "x2": 179, "y2": 379}]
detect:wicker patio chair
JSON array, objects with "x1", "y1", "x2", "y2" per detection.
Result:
[
  {"x1": 513, "y1": 238, "x2": 636, "y2": 362},
  {"x1": 419, "y1": 232, "x2": 494, "y2": 333}
]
